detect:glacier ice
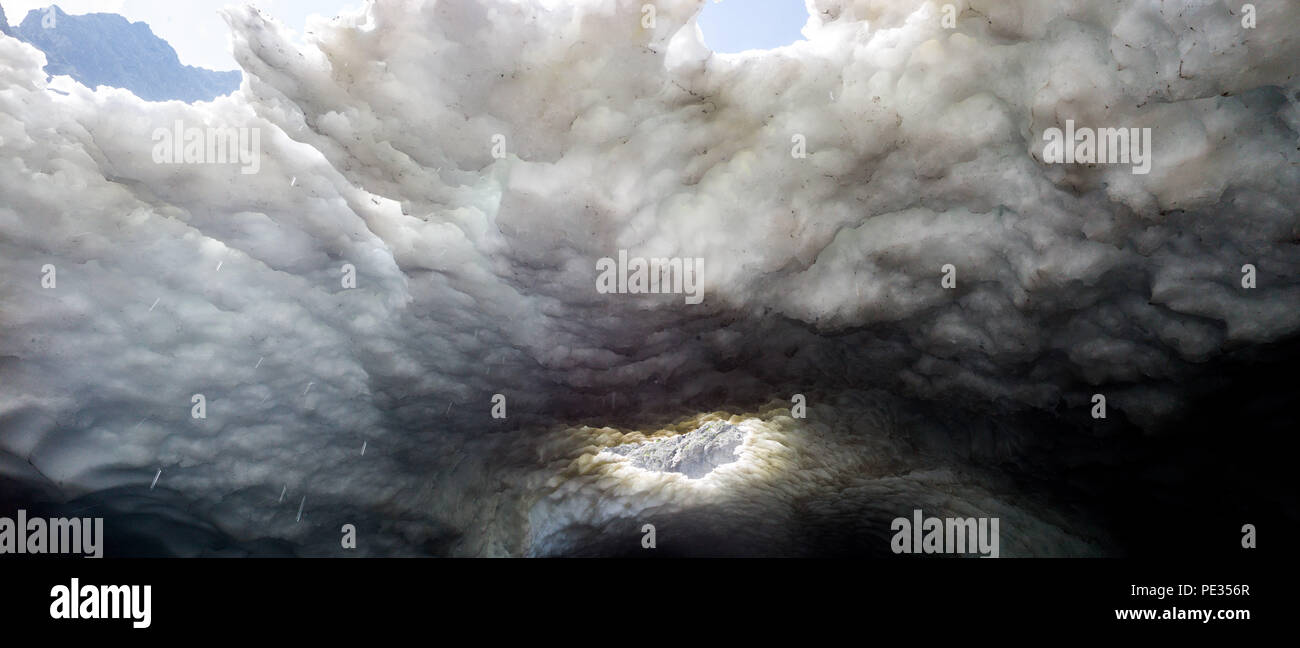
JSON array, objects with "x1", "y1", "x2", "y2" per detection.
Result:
[{"x1": 0, "y1": 0, "x2": 1297, "y2": 556}]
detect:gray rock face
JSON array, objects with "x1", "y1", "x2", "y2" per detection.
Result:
[
  {"x1": 12, "y1": 5, "x2": 240, "y2": 103},
  {"x1": 608, "y1": 421, "x2": 746, "y2": 479}
]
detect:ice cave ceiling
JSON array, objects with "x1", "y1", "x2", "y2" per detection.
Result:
[{"x1": 0, "y1": 0, "x2": 1297, "y2": 557}]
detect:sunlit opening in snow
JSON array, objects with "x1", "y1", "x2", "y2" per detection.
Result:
[
  {"x1": 697, "y1": 0, "x2": 808, "y2": 53},
  {"x1": 604, "y1": 419, "x2": 750, "y2": 479}
]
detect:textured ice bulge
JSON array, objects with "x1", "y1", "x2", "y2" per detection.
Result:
[{"x1": 0, "y1": 0, "x2": 1297, "y2": 556}]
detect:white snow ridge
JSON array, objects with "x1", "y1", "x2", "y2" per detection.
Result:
[{"x1": 1, "y1": 0, "x2": 1298, "y2": 557}]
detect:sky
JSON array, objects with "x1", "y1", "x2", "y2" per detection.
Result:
[
  {"x1": 3, "y1": 0, "x2": 810, "y2": 71},
  {"x1": 698, "y1": 0, "x2": 808, "y2": 53}
]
